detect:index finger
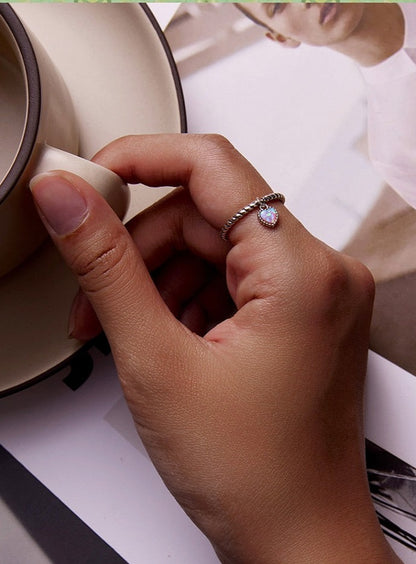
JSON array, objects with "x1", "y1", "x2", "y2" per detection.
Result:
[
  {"x1": 93, "y1": 133, "x2": 290, "y2": 236},
  {"x1": 93, "y1": 133, "x2": 312, "y2": 315}
]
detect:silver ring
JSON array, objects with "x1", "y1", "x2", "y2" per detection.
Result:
[{"x1": 220, "y1": 192, "x2": 285, "y2": 241}]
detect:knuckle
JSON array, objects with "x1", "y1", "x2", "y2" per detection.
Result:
[
  {"x1": 312, "y1": 249, "x2": 375, "y2": 325},
  {"x1": 344, "y1": 255, "x2": 376, "y2": 308},
  {"x1": 199, "y1": 133, "x2": 234, "y2": 150},
  {"x1": 198, "y1": 134, "x2": 237, "y2": 161},
  {"x1": 72, "y1": 227, "x2": 132, "y2": 294},
  {"x1": 321, "y1": 252, "x2": 351, "y2": 299}
]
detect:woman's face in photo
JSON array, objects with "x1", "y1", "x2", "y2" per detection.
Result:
[{"x1": 241, "y1": 3, "x2": 366, "y2": 48}]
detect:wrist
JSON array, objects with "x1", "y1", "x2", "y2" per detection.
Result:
[{"x1": 212, "y1": 466, "x2": 400, "y2": 564}]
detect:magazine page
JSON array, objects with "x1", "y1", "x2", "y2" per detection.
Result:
[{"x1": 165, "y1": 3, "x2": 416, "y2": 560}]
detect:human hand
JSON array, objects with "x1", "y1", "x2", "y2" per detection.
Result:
[{"x1": 30, "y1": 134, "x2": 398, "y2": 563}]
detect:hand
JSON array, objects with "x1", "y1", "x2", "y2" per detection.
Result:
[{"x1": 30, "y1": 134, "x2": 398, "y2": 563}]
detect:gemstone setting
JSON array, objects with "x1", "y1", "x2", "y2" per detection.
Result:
[{"x1": 258, "y1": 206, "x2": 278, "y2": 228}]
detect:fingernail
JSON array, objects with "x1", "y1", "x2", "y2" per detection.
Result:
[
  {"x1": 67, "y1": 289, "x2": 102, "y2": 341},
  {"x1": 67, "y1": 292, "x2": 79, "y2": 339},
  {"x1": 30, "y1": 173, "x2": 89, "y2": 236}
]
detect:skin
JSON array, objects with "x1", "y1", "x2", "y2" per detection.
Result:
[
  {"x1": 238, "y1": 2, "x2": 405, "y2": 67},
  {"x1": 30, "y1": 134, "x2": 401, "y2": 563}
]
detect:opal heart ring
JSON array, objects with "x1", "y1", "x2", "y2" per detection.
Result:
[{"x1": 220, "y1": 192, "x2": 285, "y2": 241}]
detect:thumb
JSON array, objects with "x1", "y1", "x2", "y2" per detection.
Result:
[{"x1": 29, "y1": 171, "x2": 193, "y2": 377}]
